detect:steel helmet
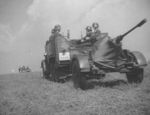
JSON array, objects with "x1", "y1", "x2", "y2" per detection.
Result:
[
  {"x1": 92, "y1": 22, "x2": 99, "y2": 29},
  {"x1": 86, "y1": 26, "x2": 92, "y2": 31},
  {"x1": 54, "y1": 24, "x2": 61, "y2": 32},
  {"x1": 51, "y1": 29, "x2": 55, "y2": 33}
]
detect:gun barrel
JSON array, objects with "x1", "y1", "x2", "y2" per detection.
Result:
[
  {"x1": 122, "y1": 19, "x2": 147, "y2": 38},
  {"x1": 137, "y1": 19, "x2": 147, "y2": 27},
  {"x1": 115, "y1": 19, "x2": 147, "y2": 43}
]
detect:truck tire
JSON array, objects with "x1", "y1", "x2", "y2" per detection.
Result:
[
  {"x1": 72, "y1": 60, "x2": 87, "y2": 90},
  {"x1": 41, "y1": 60, "x2": 49, "y2": 79},
  {"x1": 126, "y1": 68, "x2": 144, "y2": 83}
]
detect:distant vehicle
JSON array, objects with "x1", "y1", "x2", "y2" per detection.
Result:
[
  {"x1": 19, "y1": 66, "x2": 31, "y2": 72},
  {"x1": 41, "y1": 19, "x2": 147, "y2": 89}
]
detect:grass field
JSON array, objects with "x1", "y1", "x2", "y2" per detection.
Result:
[{"x1": 0, "y1": 65, "x2": 150, "y2": 115}]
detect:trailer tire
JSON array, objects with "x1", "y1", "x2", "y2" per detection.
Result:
[{"x1": 126, "y1": 68, "x2": 144, "y2": 83}]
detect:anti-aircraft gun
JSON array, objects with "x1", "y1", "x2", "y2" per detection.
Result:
[{"x1": 71, "y1": 19, "x2": 148, "y2": 90}]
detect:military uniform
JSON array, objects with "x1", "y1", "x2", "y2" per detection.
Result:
[
  {"x1": 47, "y1": 24, "x2": 61, "y2": 57},
  {"x1": 53, "y1": 24, "x2": 61, "y2": 34},
  {"x1": 80, "y1": 26, "x2": 92, "y2": 43},
  {"x1": 92, "y1": 22, "x2": 101, "y2": 37},
  {"x1": 90, "y1": 22, "x2": 102, "y2": 43},
  {"x1": 93, "y1": 29, "x2": 101, "y2": 37}
]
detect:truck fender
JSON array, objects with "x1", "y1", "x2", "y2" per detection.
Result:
[
  {"x1": 132, "y1": 51, "x2": 147, "y2": 66},
  {"x1": 72, "y1": 55, "x2": 90, "y2": 72}
]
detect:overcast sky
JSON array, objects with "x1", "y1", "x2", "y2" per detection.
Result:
[{"x1": 0, "y1": 0, "x2": 150, "y2": 74}]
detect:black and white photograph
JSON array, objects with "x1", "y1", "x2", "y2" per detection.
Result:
[{"x1": 0, "y1": 0, "x2": 150, "y2": 115}]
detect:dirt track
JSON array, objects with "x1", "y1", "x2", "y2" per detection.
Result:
[{"x1": 0, "y1": 65, "x2": 150, "y2": 115}]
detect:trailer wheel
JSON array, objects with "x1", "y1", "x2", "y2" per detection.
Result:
[
  {"x1": 126, "y1": 68, "x2": 144, "y2": 83},
  {"x1": 41, "y1": 60, "x2": 49, "y2": 79},
  {"x1": 72, "y1": 60, "x2": 87, "y2": 90}
]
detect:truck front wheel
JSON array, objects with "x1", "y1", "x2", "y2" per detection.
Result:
[{"x1": 126, "y1": 68, "x2": 144, "y2": 83}]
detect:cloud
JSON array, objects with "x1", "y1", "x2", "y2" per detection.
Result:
[
  {"x1": 28, "y1": 0, "x2": 124, "y2": 23},
  {"x1": 0, "y1": 21, "x2": 33, "y2": 52},
  {"x1": 0, "y1": 24, "x2": 16, "y2": 52},
  {"x1": 76, "y1": 0, "x2": 125, "y2": 22},
  {"x1": 27, "y1": 0, "x2": 106, "y2": 31},
  {"x1": 16, "y1": 22, "x2": 33, "y2": 39}
]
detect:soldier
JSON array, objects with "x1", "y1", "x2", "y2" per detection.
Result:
[
  {"x1": 92, "y1": 22, "x2": 101, "y2": 38},
  {"x1": 80, "y1": 26, "x2": 93, "y2": 43},
  {"x1": 48, "y1": 25, "x2": 58, "y2": 47},
  {"x1": 54, "y1": 24, "x2": 61, "y2": 34},
  {"x1": 51, "y1": 28, "x2": 55, "y2": 34}
]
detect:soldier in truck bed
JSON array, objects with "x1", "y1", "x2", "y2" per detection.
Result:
[
  {"x1": 53, "y1": 24, "x2": 61, "y2": 34},
  {"x1": 92, "y1": 22, "x2": 101, "y2": 38},
  {"x1": 89, "y1": 22, "x2": 102, "y2": 44},
  {"x1": 79, "y1": 26, "x2": 93, "y2": 43},
  {"x1": 79, "y1": 23, "x2": 102, "y2": 44}
]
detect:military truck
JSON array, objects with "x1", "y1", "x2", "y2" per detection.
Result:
[{"x1": 71, "y1": 19, "x2": 147, "y2": 89}]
